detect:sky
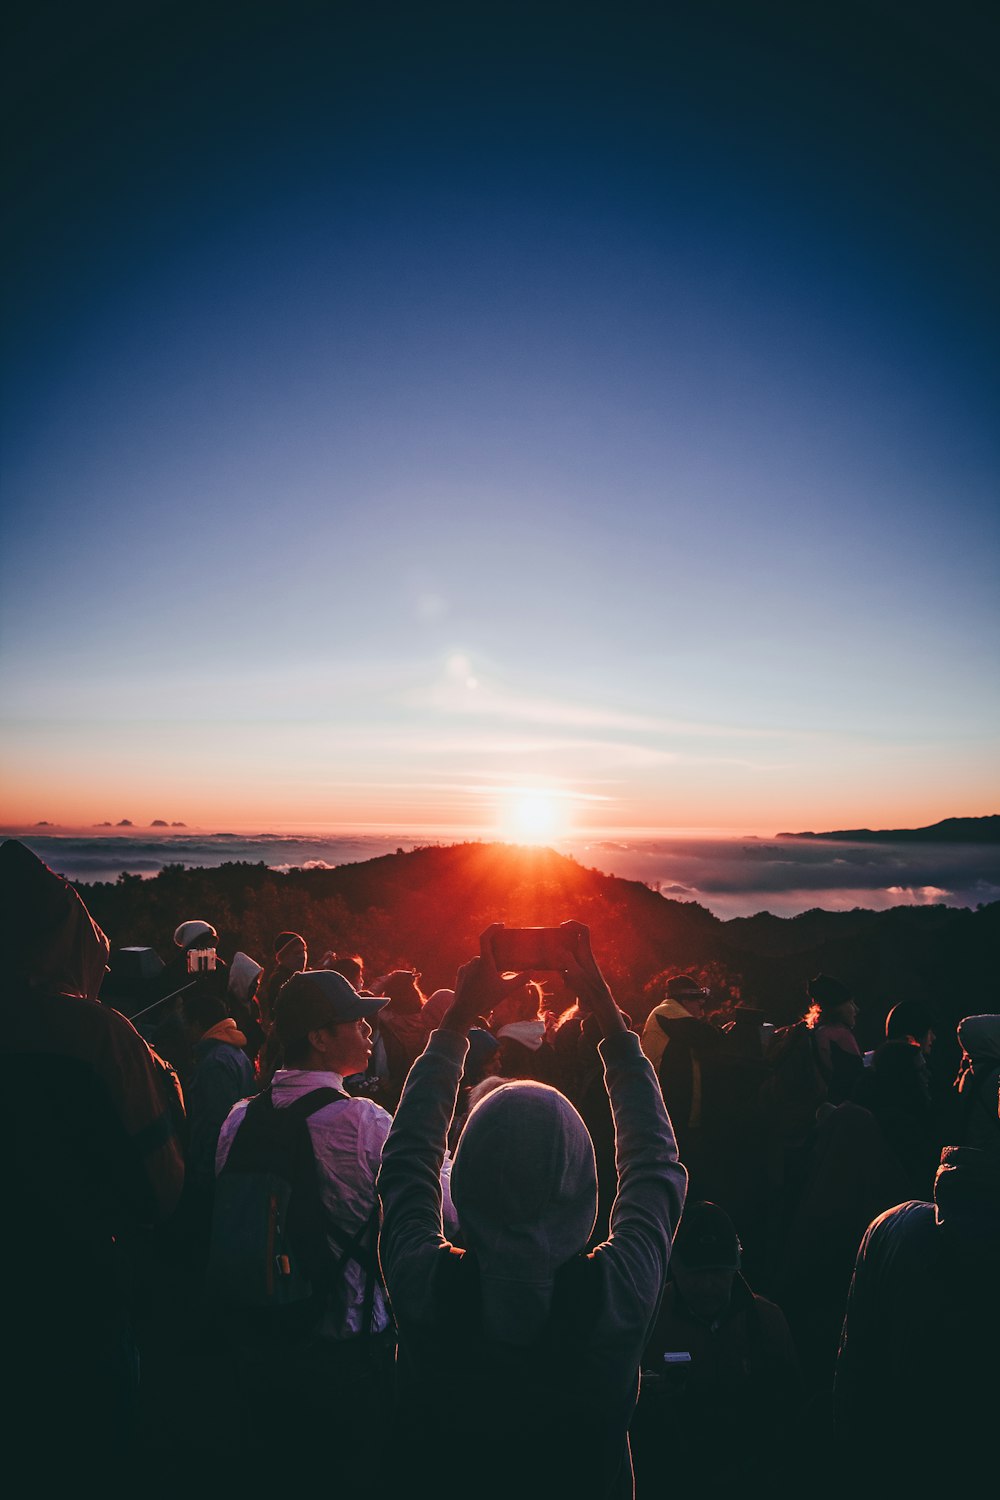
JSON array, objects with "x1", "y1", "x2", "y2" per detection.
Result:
[{"x1": 3, "y1": 1, "x2": 998, "y2": 840}]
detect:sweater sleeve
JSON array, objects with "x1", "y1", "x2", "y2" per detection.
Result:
[
  {"x1": 376, "y1": 1028, "x2": 468, "y2": 1324},
  {"x1": 592, "y1": 1028, "x2": 688, "y2": 1340}
]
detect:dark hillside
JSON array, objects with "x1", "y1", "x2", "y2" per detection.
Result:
[{"x1": 79, "y1": 842, "x2": 1000, "y2": 1045}]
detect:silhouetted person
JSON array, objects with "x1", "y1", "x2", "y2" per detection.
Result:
[
  {"x1": 835, "y1": 1144, "x2": 1000, "y2": 1488},
  {"x1": 805, "y1": 972, "x2": 863, "y2": 1104},
  {"x1": 377, "y1": 922, "x2": 687, "y2": 1500},
  {"x1": 0, "y1": 839, "x2": 185, "y2": 1480},
  {"x1": 953, "y1": 1013, "x2": 1000, "y2": 1151},
  {"x1": 260, "y1": 930, "x2": 308, "y2": 1028},
  {"x1": 640, "y1": 973, "x2": 723, "y2": 1196},
  {"x1": 633, "y1": 1200, "x2": 801, "y2": 1493}
]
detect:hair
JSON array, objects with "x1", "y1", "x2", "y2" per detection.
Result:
[
  {"x1": 325, "y1": 953, "x2": 364, "y2": 988},
  {"x1": 181, "y1": 992, "x2": 228, "y2": 1033},
  {"x1": 885, "y1": 1000, "x2": 934, "y2": 1043},
  {"x1": 274, "y1": 931, "x2": 305, "y2": 958},
  {"x1": 376, "y1": 970, "x2": 425, "y2": 1014},
  {"x1": 489, "y1": 980, "x2": 545, "y2": 1030},
  {"x1": 280, "y1": 1035, "x2": 311, "y2": 1068}
]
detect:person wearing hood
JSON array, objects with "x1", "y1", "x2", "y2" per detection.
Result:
[
  {"x1": 0, "y1": 839, "x2": 185, "y2": 1475},
  {"x1": 377, "y1": 922, "x2": 687, "y2": 1500},
  {"x1": 226, "y1": 948, "x2": 265, "y2": 1066},
  {"x1": 834, "y1": 1142, "x2": 1000, "y2": 1486},
  {"x1": 953, "y1": 1013, "x2": 1000, "y2": 1151}
]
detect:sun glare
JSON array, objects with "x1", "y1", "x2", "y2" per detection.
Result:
[{"x1": 499, "y1": 790, "x2": 566, "y2": 844}]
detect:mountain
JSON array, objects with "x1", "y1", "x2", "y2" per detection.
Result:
[
  {"x1": 776, "y1": 816, "x2": 1000, "y2": 844},
  {"x1": 82, "y1": 841, "x2": 999, "y2": 1047}
]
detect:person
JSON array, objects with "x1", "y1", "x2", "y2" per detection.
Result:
[
  {"x1": 321, "y1": 951, "x2": 367, "y2": 991},
  {"x1": 884, "y1": 998, "x2": 936, "y2": 1055},
  {"x1": 225, "y1": 948, "x2": 265, "y2": 1067},
  {"x1": 183, "y1": 991, "x2": 256, "y2": 1188},
  {"x1": 377, "y1": 922, "x2": 687, "y2": 1500},
  {"x1": 370, "y1": 967, "x2": 433, "y2": 1108},
  {"x1": 260, "y1": 930, "x2": 308, "y2": 1027},
  {"x1": 639, "y1": 973, "x2": 723, "y2": 1196},
  {"x1": 834, "y1": 1143, "x2": 1000, "y2": 1487},
  {"x1": 804, "y1": 973, "x2": 863, "y2": 1104},
  {"x1": 150, "y1": 917, "x2": 228, "y2": 1082},
  {"x1": 0, "y1": 838, "x2": 185, "y2": 1477},
  {"x1": 488, "y1": 977, "x2": 558, "y2": 1082},
  {"x1": 632, "y1": 1200, "x2": 801, "y2": 1492},
  {"x1": 214, "y1": 968, "x2": 395, "y2": 1481},
  {"x1": 952, "y1": 1013, "x2": 1000, "y2": 1150}
]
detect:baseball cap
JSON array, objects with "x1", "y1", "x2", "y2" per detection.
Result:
[
  {"x1": 273, "y1": 969, "x2": 386, "y2": 1046},
  {"x1": 665, "y1": 975, "x2": 709, "y2": 1002}
]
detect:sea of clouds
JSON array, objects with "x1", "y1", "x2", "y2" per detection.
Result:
[{"x1": 5, "y1": 829, "x2": 999, "y2": 921}]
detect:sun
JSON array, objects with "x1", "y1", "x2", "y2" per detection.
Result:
[{"x1": 498, "y1": 790, "x2": 566, "y2": 844}]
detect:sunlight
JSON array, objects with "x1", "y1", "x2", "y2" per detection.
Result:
[{"x1": 498, "y1": 789, "x2": 567, "y2": 844}]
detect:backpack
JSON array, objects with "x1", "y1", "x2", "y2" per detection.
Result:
[
  {"x1": 206, "y1": 1085, "x2": 378, "y2": 1345},
  {"x1": 757, "y1": 1022, "x2": 831, "y2": 1141}
]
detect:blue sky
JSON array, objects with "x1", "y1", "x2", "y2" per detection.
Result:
[{"x1": 2, "y1": 1, "x2": 997, "y2": 834}]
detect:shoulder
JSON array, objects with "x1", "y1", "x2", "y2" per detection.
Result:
[{"x1": 309, "y1": 1092, "x2": 392, "y2": 1144}]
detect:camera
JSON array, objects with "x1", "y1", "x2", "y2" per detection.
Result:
[
  {"x1": 488, "y1": 926, "x2": 575, "y2": 973},
  {"x1": 186, "y1": 947, "x2": 217, "y2": 974}
]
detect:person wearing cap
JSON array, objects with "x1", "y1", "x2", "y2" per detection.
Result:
[
  {"x1": 639, "y1": 974, "x2": 724, "y2": 1196},
  {"x1": 259, "y1": 930, "x2": 308, "y2": 1028},
  {"x1": 216, "y1": 967, "x2": 392, "y2": 1344},
  {"x1": 633, "y1": 1200, "x2": 801, "y2": 1491}
]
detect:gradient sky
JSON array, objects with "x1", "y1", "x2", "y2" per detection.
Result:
[{"x1": 3, "y1": 1, "x2": 998, "y2": 836}]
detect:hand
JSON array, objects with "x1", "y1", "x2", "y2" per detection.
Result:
[
  {"x1": 440, "y1": 925, "x2": 531, "y2": 1035},
  {"x1": 558, "y1": 921, "x2": 627, "y2": 1037}
]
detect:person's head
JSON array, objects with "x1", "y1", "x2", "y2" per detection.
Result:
[
  {"x1": 228, "y1": 951, "x2": 263, "y2": 1005},
  {"x1": 273, "y1": 969, "x2": 387, "y2": 1074},
  {"x1": 274, "y1": 931, "x2": 307, "y2": 972},
  {"x1": 181, "y1": 991, "x2": 228, "y2": 1039},
  {"x1": 173, "y1": 919, "x2": 217, "y2": 951},
  {"x1": 450, "y1": 1079, "x2": 598, "y2": 1342},
  {"x1": 464, "y1": 1025, "x2": 502, "y2": 1086},
  {"x1": 665, "y1": 974, "x2": 709, "y2": 1018},
  {"x1": 670, "y1": 1200, "x2": 743, "y2": 1321},
  {"x1": 885, "y1": 1000, "x2": 935, "y2": 1054},
  {"x1": 324, "y1": 952, "x2": 364, "y2": 990},
  {"x1": 375, "y1": 969, "x2": 425, "y2": 1014},
  {"x1": 488, "y1": 979, "x2": 545, "y2": 1030},
  {"x1": 806, "y1": 973, "x2": 857, "y2": 1030},
  {"x1": 956, "y1": 1014, "x2": 1000, "y2": 1068}
]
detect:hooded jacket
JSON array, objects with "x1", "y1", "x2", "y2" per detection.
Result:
[
  {"x1": 954, "y1": 1014, "x2": 1000, "y2": 1150},
  {"x1": 377, "y1": 1025, "x2": 687, "y2": 1500},
  {"x1": 0, "y1": 839, "x2": 186, "y2": 1463},
  {"x1": 834, "y1": 1144, "x2": 1000, "y2": 1476}
]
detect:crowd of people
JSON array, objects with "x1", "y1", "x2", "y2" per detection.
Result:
[{"x1": 3, "y1": 836, "x2": 998, "y2": 1495}]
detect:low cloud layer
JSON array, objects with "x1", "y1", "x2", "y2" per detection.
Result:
[{"x1": 4, "y1": 830, "x2": 997, "y2": 921}]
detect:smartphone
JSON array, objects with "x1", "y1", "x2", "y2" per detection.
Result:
[
  {"x1": 186, "y1": 947, "x2": 217, "y2": 974},
  {"x1": 489, "y1": 926, "x2": 574, "y2": 972}
]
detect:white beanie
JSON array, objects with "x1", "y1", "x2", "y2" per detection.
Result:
[{"x1": 173, "y1": 919, "x2": 217, "y2": 950}]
